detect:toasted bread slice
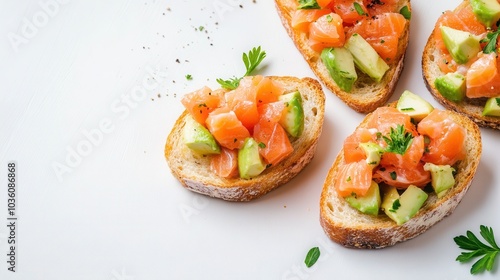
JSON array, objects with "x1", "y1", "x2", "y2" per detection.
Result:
[
  {"x1": 165, "y1": 76, "x2": 325, "y2": 201},
  {"x1": 319, "y1": 103, "x2": 482, "y2": 249},
  {"x1": 422, "y1": 0, "x2": 500, "y2": 130},
  {"x1": 275, "y1": 0, "x2": 411, "y2": 113}
]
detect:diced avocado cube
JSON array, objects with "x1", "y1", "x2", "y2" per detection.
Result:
[
  {"x1": 382, "y1": 185, "x2": 428, "y2": 225},
  {"x1": 345, "y1": 33, "x2": 389, "y2": 83},
  {"x1": 359, "y1": 142, "x2": 384, "y2": 166},
  {"x1": 423, "y1": 162, "x2": 456, "y2": 198},
  {"x1": 396, "y1": 90, "x2": 435, "y2": 122},
  {"x1": 279, "y1": 91, "x2": 304, "y2": 137},
  {"x1": 183, "y1": 116, "x2": 221, "y2": 155},
  {"x1": 238, "y1": 138, "x2": 266, "y2": 179},
  {"x1": 321, "y1": 47, "x2": 358, "y2": 92},
  {"x1": 345, "y1": 181, "x2": 381, "y2": 216},
  {"x1": 482, "y1": 97, "x2": 500, "y2": 117},
  {"x1": 470, "y1": 0, "x2": 500, "y2": 27},
  {"x1": 434, "y1": 72, "x2": 466, "y2": 102},
  {"x1": 440, "y1": 26, "x2": 480, "y2": 64}
]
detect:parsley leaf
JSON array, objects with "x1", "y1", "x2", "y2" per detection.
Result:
[
  {"x1": 389, "y1": 199, "x2": 401, "y2": 212},
  {"x1": 304, "y1": 247, "x2": 321, "y2": 268},
  {"x1": 353, "y1": 2, "x2": 367, "y2": 16},
  {"x1": 482, "y1": 30, "x2": 500, "y2": 54},
  {"x1": 454, "y1": 225, "x2": 500, "y2": 274},
  {"x1": 298, "y1": 0, "x2": 320, "y2": 9},
  {"x1": 383, "y1": 125, "x2": 414, "y2": 155},
  {"x1": 243, "y1": 46, "x2": 266, "y2": 76},
  {"x1": 216, "y1": 46, "x2": 267, "y2": 90}
]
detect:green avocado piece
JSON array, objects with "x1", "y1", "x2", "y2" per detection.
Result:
[
  {"x1": 470, "y1": 0, "x2": 500, "y2": 27},
  {"x1": 238, "y1": 138, "x2": 266, "y2": 179},
  {"x1": 440, "y1": 26, "x2": 480, "y2": 64},
  {"x1": 183, "y1": 116, "x2": 221, "y2": 155},
  {"x1": 321, "y1": 47, "x2": 358, "y2": 92},
  {"x1": 382, "y1": 185, "x2": 428, "y2": 225},
  {"x1": 345, "y1": 33, "x2": 389, "y2": 83},
  {"x1": 345, "y1": 181, "x2": 381, "y2": 216},
  {"x1": 434, "y1": 72, "x2": 466, "y2": 102},
  {"x1": 396, "y1": 90, "x2": 435, "y2": 122},
  {"x1": 279, "y1": 91, "x2": 305, "y2": 138},
  {"x1": 482, "y1": 97, "x2": 500, "y2": 117},
  {"x1": 423, "y1": 162, "x2": 456, "y2": 198},
  {"x1": 359, "y1": 142, "x2": 384, "y2": 166}
]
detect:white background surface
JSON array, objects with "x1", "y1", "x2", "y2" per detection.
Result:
[{"x1": 0, "y1": 0, "x2": 498, "y2": 279}]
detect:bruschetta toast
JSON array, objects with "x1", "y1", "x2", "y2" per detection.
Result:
[
  {"x1": 165, "y1": 76, "x2": 325, "y2": 201},
  {"x1": 422, "y1": 0, "x2": 500, "y2": 130},
  {"x1": 275, "y1": 0, "x2": 411, "y2": 113},
  {"x1": 320, "y1": 91, "x2": 481, "y2": 248}
]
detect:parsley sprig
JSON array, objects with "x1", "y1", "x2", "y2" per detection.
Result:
[
  {"x1": 298, "y1": 0, "x2": 320, "y2": 9},
  {"x1": 382, "y1": 125, "x2": 414, "y2": 155},
  {"x1": 216, "y1": 46, "x2": 266, "y2": 90},
  {"x1": 454, "y1": 225, "x2": 500, "y2": 275},
  {"x1": 482, "y1": 30, "x2": 500, "y2": 54},
  {"x1": 304, "y1": 247, "x2": 320, "y2": 268}
]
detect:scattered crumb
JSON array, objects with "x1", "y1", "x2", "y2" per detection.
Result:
[
  {"x1": 157, "y1": 93, "x2": 161, "y2": 98},
  {"x1": 175, "y1": 59, "x2": 180, "y2": 63},
  {"x1": 284, "y1": 205, "x2": 287, "y2": 208}
]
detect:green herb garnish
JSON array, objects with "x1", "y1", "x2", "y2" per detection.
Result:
[
  {"x1": 186, "y1": 74, "x2": 193, "y2": 80},
  {"x1": 454, "y1": 225, "x2": 500, "y2": 275},
  {"x1": 199, "y1": 26, "x2": 205, "y2": 31},
  {"x1": 258, "y1": 142, "x2": 266, "y2": 148},
  {"x1": 298, "y1": 0, "x2": 320, "y2": 9},
  {"x1": 496, "y1": 97, "x2": 500, "y2": 106},
  {"x1": 400, "y1": 107, "x2": 414, "y2": 111},
  {"x1": 389, "y1": 199, "x2": 401, "y2": 212},
  {"x1": 353, "y1": 2, "x2": 367, "y2": 16},
  {"x1": 346, "y1": 176, "x2": 352, "y2": 182},
  {"x1": 482, "y1": 30, "x2": 500, "y2": 54},
  {"x1": 326, "y1": 14, "x2": 333, "y2": 22},
  {"x1": 216, "y1": 46, "x2": 267, "y2": 90},
  {"x1": 383, "y1": 125, "x2": 414, "y2": 155},
  {"x1": 390, "y1": 171, "x2": 397, "y2": 180},
  {"x1": 304, "y1": 247, "x2": 321, "y2": 268},
  {"x1": 399, "y1": 5, "x2": 411, "y2": 20}
]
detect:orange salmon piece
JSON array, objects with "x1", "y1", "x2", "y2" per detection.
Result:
[
  {"x1": 181, "y1": 86, "x2": 220, "y2": 125},
  {"x1": 332, "y1": 0, "x2": 369, "y2": 25},
  {"x1": 205, "y1": 107, "x2": 250, "y2": 150},
  {"x1": 373, "y1": 162, "x2": 431, "y2": 188},
  {"x1": 291, "y1": 8, "x2": 331, "y2": 33},
  {"x1": 466, "y1": 53, "x2": 500, "y2": 98},
  {"x1": 433, "y1": 3, "x2": 486, "y2": 54},
  {"x1": 225, "y1": 76, "x2": 260, "y2": 132},
  {"x1": 346, "y1": 13, "x2": 407, "y2": 63},
  {"x1": 210, "y1": 147, "x2": 239, "y2": 178},
  {"x1": 334, "y1": 160, "x2": 373, "y2": 197},
  {"x1": 417, "y1": 109, "x2": 466, "y2": 166},
  {"x1": 364, "y1": 0, "x2": 398, "y2": 16},
  {"x1": 308, "y1": 13, "x2": 346, "y2": 52},
  {"x1": 256, "y1": 76, "x2": 285, "y2": 105},
  {"x1": 343, "y1": 127, "x2": 378, "y2": 163}
]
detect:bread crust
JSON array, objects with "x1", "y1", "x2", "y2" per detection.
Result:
[
  {"x1": 422, "y1": 0, "x2": 500, "y2": 130},
  {"x1": 165, "y1": 76, "x2": 325, "y2": 201},
  {"x1": 275, "y1": 0, "x2": 411, "y2": 113},
  {"x1": 319, "y1": 103, "x2": 482, "y2": 249}
]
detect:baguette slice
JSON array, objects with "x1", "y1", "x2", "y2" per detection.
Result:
[
  {"x1": 165, "y1": 76, "x2": 325, "y2": 201},
  {"x1": 320, "y1": 103, "x2": 482, "y2": 249},
  {"x1": 422, "y1": 1, "x2": 500, "y2": 130},
  {"x1": 275, "y1": 0, "x2": 411, "y2": 113}
]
